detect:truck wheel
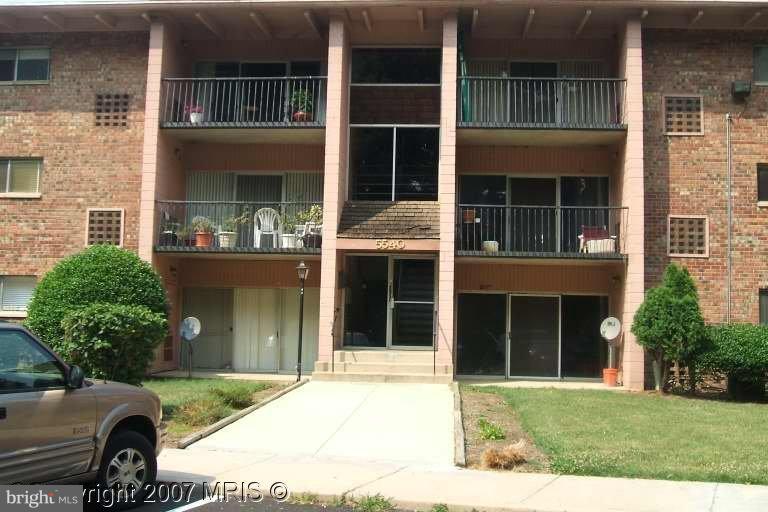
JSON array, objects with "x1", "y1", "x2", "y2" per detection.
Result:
[{"x1": 96, "y1": 430, "x2": 157, "y2": 508}]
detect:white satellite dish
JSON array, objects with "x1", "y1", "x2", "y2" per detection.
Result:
[
  {"x1": 180, "y1": 317, "x2": 201, "y2": 342},
  {"x1": 600, "y1": 317, "x2": 621, "y2": 342}
]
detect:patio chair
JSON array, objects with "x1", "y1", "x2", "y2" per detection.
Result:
[
  {"x1": 254, "y1": 208, "x2": 283, "y2": 249},
  {"x1": 578, "y1": 225, "x2": 616, "y2": 254}
]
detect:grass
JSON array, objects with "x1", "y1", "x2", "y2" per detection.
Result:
[
  {"x1": 475, "y1": 387, "x2": 768, "y2": 485},
  {"x1": 477, "y1": 417, "x2": 506, "y2": 440},
  {"x1": 352, "y1": 494, "x2": 394, "y2": 512},
  {"x1": 142, "y1": 378, "x2": 275, "y2": 443}
]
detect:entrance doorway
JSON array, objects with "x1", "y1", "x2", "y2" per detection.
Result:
[
  {"x1": 343, "y1": 255, "x2": 436, "y2": 349},
  {"x1": 456, "y1": 293, "x2": 608, "y2": 379}
]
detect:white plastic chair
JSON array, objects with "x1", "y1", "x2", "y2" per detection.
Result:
[{"x1": 254, "y1": 208, "x2": 282, "y2": 249}]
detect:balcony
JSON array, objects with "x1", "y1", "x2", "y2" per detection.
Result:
[
  {"x1": 456, "y1": 205, "x2": 628, "y2": 260},
  {"x1": 457, "y1": 77, "x2": 626, "y2": 145},
  {"x1": 159, "y1": 77, "x2": 326, "y2": 143},
  {"x1": 154, "y1": 200, "x2": 323, "y2": 255}
]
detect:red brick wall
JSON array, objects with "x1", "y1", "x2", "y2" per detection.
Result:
[
  {"x1": 0, "y1": 32, "x2": 149, "y2": 281},
  {"x1": 643, "y1": 29, "x2": 768, "y2": 324}
]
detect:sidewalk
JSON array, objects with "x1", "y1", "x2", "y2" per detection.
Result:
[{"x1": 158, "y1": 448, "x2": 768, "y2": 512}]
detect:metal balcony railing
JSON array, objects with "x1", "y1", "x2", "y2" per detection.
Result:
[
  {"x1": 155, "y1": 200, "x2": 323, "y2": 253},
  {"x1": 456, "y1": 205, "x2": 628, "y2": 258},
  {"x1": 458, "y1": 77, "x2": 626, "y2": 129},
  {"x1": 160, "y1": 77, "x2": 327, "y2": 127}
]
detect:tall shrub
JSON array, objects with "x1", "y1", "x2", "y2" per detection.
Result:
[
  {"x1": 631, "y1": 264, "x2": 705, "y2": 391},
  {"x1": 698, "y1": 324, "x2": 768, "y2": 401},
  {"x1": 26, "y1": 245, "x2": 167, "y2": 352},
  {"x1": 61, "y1": 303, "x2": 167, "y2": 385}
]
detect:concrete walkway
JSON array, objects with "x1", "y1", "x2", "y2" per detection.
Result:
[
  {"x1": 188, "y1": 381, "x2": 455, "y2": 466},
  {"x1": 158, "y1": 448, "x2": 768, "y2": 512}
]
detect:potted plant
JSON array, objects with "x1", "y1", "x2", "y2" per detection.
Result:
[
  {"x1": 281, "y1": 215, "x2": 298, "y2": 249},
  {"x1": 482, "y1": 240, "x2": 499, "y2": 253},
  {"x1": 185, "y1": 103, "x2": 204, "y2": 124},
  {"x1": 191, "y1": 216, "x2": 214, "y2": 247},
  {"x1": 295, "y1": 205, "x2": 323, "y2": 248},
  {"x1": 290, "y1": 89, "x2": 313, "y2": 122},
  {"x1": 218, "y1": 210, "x2": 250, "y2": 249}
]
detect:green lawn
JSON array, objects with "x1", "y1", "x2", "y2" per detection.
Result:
[
  {"x1": 143, "y1": 378, "x2": 277, "y2": 444},
  {"x1": 474, "y1": 387, "x2": 768, "y2": 484}
]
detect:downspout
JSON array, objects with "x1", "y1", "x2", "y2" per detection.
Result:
[{"x1": 725, "y1": 113, "x2": 733, "y2": 323}]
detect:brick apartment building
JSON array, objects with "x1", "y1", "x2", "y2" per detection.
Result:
[{"x1": 1, "y1": 0, "x2": 767, "y2": 390}]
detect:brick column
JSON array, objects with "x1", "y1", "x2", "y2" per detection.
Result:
[
  {"x1": 437, "y1": 14, "x2": 458, "y2": 370},
  {"x1": 317, "y1": 17, "x2": 349, "y2": 364},
  {"x1": 619, "y1": 19, "x2": 645, "y2": 390},
  {"x1": 138, "y1": 22, "x2": 166, "y2": 263}
]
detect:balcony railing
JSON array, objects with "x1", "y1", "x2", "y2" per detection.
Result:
[
  {"x1": 155, "y1": 200, "x2": 323, "y2": 253},
  {"x1": 160, "y1": 77, "x2": 327, "y2": 128},
  {"x1": 458, "y1": 77, "x2": 626, "y2": 129},
  {"x1": 456, "y1": 205, "x2": 628, "y2": 258}
]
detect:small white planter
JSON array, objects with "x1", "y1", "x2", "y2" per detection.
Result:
[
  {"x1": 482, "y1": 240, "x2": 499, "y2": 253},
  {"x1": 218, "y1": 231, "x2": 237, "y2": 248},
  {"x1": 189, "y1": 112, "x2": 203, "y2": 124},
  {"x1": 281, "y1": 233, "x2": 296, "y2": 248}
]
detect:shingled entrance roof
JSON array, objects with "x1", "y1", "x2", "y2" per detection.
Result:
[{"x1": 338, "y1": 201, "x2": 439, "y2": 239}]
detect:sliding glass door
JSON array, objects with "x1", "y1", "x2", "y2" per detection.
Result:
[{"x1": 508, "y1": 295, "x2": 560, "y2": 378}]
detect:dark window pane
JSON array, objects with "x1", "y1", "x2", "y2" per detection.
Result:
[
  {"x1": 0, "y1": 49, "x2": 15, "y2": 81},
  {"x1": 0, "y1": 331, "x2": 64, "y2": 392},
  {"x1": 509, "y1": 296, "x2": 559, "y2": 377},
  {"x1": 755, "y1": 47, "x2": 768, "y2": 83},
  {"x1": 395, "y1": 128, "x2": 438, "y2": 200},
  {"x1": 343, "y1": 256, "x2": 388, "y2": 347},
  {"x1": 349, "y1": 85, "x2": 440, "y2": 124},
  {"x1": 457, "y1": 294, "x2": 506, "y2": 375},
  {"x1": 393, "y1": 260, "x2": 434, "y2": 302},
  {"x1": 350, "y1": 127, "x2": 394, "y2": 200},
  {"x1": 758, "y1": 164, "x2": 768, "y2": 202},
  {"x1": 351, "y1": 48, "x2": 441, "y2": 84},
  {"x1": 16, "y1": 49, "x2": 49, "y2": 81},
  {"x1": 240, "y1": 62, "x2": 287, "y2": 77},
  {"x1": 392, "y1": 303, "x2": 434, "y2": 346},
  {"x1": 290, "y1": 61, "x2": 321, "y2": 76},
  {"x1": 760, "y1": 290, "x2": 768, "y2": 326},
  {"x1": 561, "y1": 295, "x2": 609, "y2": 378}
]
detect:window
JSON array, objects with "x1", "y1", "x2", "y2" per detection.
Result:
[
  {"x1": 668, "y1": 215, "x2": 708, "y2": 257},
  {"x1": 664, "y1": 95, "x2": 703, "y2": 135},
  {"x1": 0, "y1": 48, "x2": 50, "y2": 82},
  {"x1": 0, "y1": 159, "x2": 42, "y2": 194},
  {"x1": 86, "y1": 208, "x2": 124, "y2": 246},
  {"x1": 754, "y1": 46, "x2": 768, "y2": 84},
  {"x1": 0, "y1": 330, "x2": 65, "y2": 392},
  {"x1": 760, "y1": 289, "x2": 768, "y2": 325},
  {"x1": 758, "y1": 164, "x2": 768, "y2": 203},
  {"x1": 0, "y1": 276, "x2": 36, "y2": 313},
  {"x1": 351, "y1": 48, "x2": 441, "y2": 84}
]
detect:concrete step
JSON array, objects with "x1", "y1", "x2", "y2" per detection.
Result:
[
  {"x1": 333, "y1": 349, "x2": 435, "y2": 364},
  {"x1": 311, "y1": 371, "x2": 453, "y2": 384},
  {"x1": 322, "y1": 361, "x2": 452, "y2": 375}
]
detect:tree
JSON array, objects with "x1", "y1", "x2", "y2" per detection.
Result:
[
  {"x1": 631, "y1": 264, "x2": 705, "y2": 391},
  {"x1": 26, "y1": 245, "x2": 168, "y2": 366}
]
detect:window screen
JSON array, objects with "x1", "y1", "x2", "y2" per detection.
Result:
[
  {"x1": 664, "y1": 96, "x2": 702, "y2": 134},
  {"x1": 0, "y1": 159, "x2": 42, "y2": 193},
  {"x1": 754, "y1": 46, "x2": 768, "y2": 83},
  {"x1": 351, "y1": 48, "x2": 441, "y2": 84},
  {"x1": 669, "y1": 216, "x2": 708, "y2": 257},
  {"x1": 16, "y1": 48, "x2": 50, "y2": 81},
  {"x1": 0, "y1": 276, "x2": 36, "y2": 312},
  {"x1": 758, "y1": 164, "x2": 768, "y2": 202}
]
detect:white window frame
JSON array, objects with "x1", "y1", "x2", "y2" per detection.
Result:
[
  {"x1": 663, "y1": 94, "x2": 704, "y2": 136},
  {"x1": 85, "y1": 207, "x2": 125, "y2": 247},
  {"x1": 0, "y1": 47, "x2": 50, "y2": 85},
  {"x1": 0, "y1": 158, "x2": 43, "y2": 198},
  {"x1": 0, "y1": 276, "x2": 36, "y2": 318},
  {"x1": 668, "y1": 214, "x2": 709, "y2": 258}
]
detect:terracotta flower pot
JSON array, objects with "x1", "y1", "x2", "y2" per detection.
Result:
[
  {"x1": 195, "y1": 231, "x2": 213, "y2": 248},
  {"x1": 292, "y1": 111, "x2": 312, "y2": 122},
  {"x1": 603, "y1": 368, "x2": 618, "y2": 387}
]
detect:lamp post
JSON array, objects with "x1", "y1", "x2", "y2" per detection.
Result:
[{"x1": 295, "y1": 261, "x2": 309, "y2": 382}]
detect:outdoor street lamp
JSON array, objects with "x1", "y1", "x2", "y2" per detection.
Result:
[{"x1": 295, "y1": 261, "x2": 309, "y2": 382}]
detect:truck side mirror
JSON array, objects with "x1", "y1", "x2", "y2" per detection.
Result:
[{"x1": 65, "y1": 365, "x2": 85, "y2": 389}]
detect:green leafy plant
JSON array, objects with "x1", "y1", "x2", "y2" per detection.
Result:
[
  {"x1": 295, "y1": 204, "x2": 323, "y2": 226},
  {"x1": 430, "y1": 504, "x2": 449, "y2": 512},
  {"x1": 289, "y1": 493, "x2": 320, "y2": 505},
  {"x1": 191, "y1": 215, "x2": 214, "y2": 233},
  {"x1": 290, "y1": 89, "x2": 313, "y2": 113},
  {"x1": 352, "y1": 494, "x2": 394, "y2": 512},
  {"x1": 222, "y1": 210, "x2": 250, "y2": 232},
  {"x1": 631, "y1": 264, "x2": 706, "y2": 391},
  {"x1": 698, "y1": 324, "x2": 768, "y2": 401},
  {"x1": 26, "y1": 245, "x2": 167, "y2": 351},
  {"x1": 210, "y1": 385, "x2": 255, "y2": 409},
  {"x1": 61, "y1": 303, "x2": 167, "y2": 385},
  {"x1": 477, "y1": 417, "x2": 506, "y2": 440}
]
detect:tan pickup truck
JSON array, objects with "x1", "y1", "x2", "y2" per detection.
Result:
[{"x1": 0, "y1": 322, "x2": 165, "y2": 500}]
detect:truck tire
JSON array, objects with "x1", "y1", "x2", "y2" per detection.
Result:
[{"x1": 96, "y1": 430, "x2": 157, "y2": 509}]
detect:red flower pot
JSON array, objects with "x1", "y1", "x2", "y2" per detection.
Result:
[
  {"x1": 603, "y1": 368, "x2": 618, "y2": 387},
  {"x1": 195, "y1": 232, "x2": 213, "y2": 248}
]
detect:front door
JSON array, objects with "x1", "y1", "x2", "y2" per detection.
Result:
[{"x1": 343, "y1": 255, "x2": 435, "y2": 349}]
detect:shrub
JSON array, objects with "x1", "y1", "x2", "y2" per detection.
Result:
[
  {"x1": 698, "y1": 324, "x2": 768, "y2": 400},
  {"x1": 175, "y1": 398, "x2": 231, "y2": 427},
  {"x1": 477, "y1": 417, "x2": 506, "y2": 440},
  {"x1": 26, "y1": 245, "x2": 167, "y2": 351},
  {"x1": 210, "y1": 385, "x2": 256, "y2": 409},
  {"x1": 61, "y1": 303, "x2": 167, "y2": 385},
  {"x1": 631, "y1": 264, "x2": 705, "y2": 391}
]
